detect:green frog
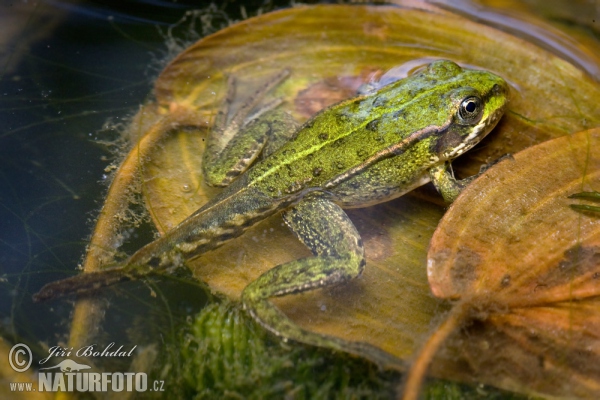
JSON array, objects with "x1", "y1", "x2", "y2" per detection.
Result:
[{"x1": 34, "y1": 60, "x2": 508, "y2": 367}]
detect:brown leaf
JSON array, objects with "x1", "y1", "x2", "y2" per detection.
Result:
[{"x1": 407, "y1": 129, "x2": 600, "y2": 399}]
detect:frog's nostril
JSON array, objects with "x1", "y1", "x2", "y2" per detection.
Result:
[{"x1": 492, "y1": 83, "x2": 506, "y2": 96}]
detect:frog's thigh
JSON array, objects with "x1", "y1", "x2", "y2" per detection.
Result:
[
  {"x1": 241, "y1": 196, "x2": 365, "y2": 338},
  {"x1": 244, "y1": 195, "x2": 364, "y2": 299}
]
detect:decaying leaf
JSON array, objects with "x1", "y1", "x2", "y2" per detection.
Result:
[{"x1": 404, "y1": 129, "x2": 600, "y2": 399}]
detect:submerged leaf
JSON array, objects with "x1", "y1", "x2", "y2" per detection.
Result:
[
  {"x1": 141, "y1": 4, "x2": 600, "y2": 365},
  {"x1": 409, "y1": 129, "x2": 600, "y2": 399}
]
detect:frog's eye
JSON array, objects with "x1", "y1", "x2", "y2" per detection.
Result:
[{"x1": 457, "y1": 96, "x2": 483, "y2": 124}]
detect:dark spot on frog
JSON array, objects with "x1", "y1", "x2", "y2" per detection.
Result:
[
  {"x1": 393, "y1": 109, "x2": 407, "y2": 121},
  {"x1": 491, "y1": 84, "x2": 503, "y2": 96},
  {"x1": 336, "y1": 113, "x2": 350, "y2": 123},
  {"x1": 373, "y1": 96, "x2": 387, "y2": 108},
  {"x1": 319, "y1": 133, "x2": 329, "y2": 141},
  {"x1": 366, "y1": 119, "x2": 380, "y2": 132},
  {"x1": 312, "y1": 167, "x2": 323, "y2": 177},
  {"x1": 332, "y1": 137, "x2": 346, "y2": 147},
  {"x1": 304, "y1": 121, "x2": 314, "y2": 129},
  {"x1": 285, "y1": 164, "x2": 295, "y2": 177}
]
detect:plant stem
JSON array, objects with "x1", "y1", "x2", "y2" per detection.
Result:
[{"x1": 401, "y1": 302, "x2": 468, "y2": 400}]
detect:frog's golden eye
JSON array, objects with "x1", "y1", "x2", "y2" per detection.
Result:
[{"x1": 457, "y1": 96, "x2": 482, "y2": 124}]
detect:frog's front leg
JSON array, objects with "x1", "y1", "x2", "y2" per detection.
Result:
[
  {"x1": 428, "y1": 161, "x2": 479, "y2": 203},
  {"x1": 430, "y1": 156, "x2": 513, "y2": 203},
  {"x1": 242, "y1": 195, "x2": 401, "y2": 368}
]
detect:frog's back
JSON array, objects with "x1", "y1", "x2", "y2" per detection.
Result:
[{"x1": 248, "y1": 61, "x2": 506, "y2": 199}]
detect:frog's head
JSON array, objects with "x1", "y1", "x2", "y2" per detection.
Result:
[{"x1": 425, "y1": 61, "x2": 509, "y2": 161}]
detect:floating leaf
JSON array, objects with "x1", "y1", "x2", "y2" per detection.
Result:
[{"x1": 404, "y1": 129, "x2": 600, "y2": 399}]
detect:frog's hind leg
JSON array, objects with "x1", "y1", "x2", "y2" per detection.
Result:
[
  {"x1": 202, "y1": 70, "x2": 294, "y2": 187},
  {"x1": 241, "y1": 195, "x2": 401, "y2": 369}
]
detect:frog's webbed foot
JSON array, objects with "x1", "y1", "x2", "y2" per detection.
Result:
[
  {"x1": 241, "y1": 195, "x2": 402, "y2": 370},
  {"x1": 202, "y1": 69, "x2": 295, "y2": 187}
]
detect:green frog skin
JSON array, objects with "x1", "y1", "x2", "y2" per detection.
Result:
[{"x1": 34, "y1": 60, "x2": 508, "y2": 367}]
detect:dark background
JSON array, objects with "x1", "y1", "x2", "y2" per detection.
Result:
[{"x1": 0, "y1": 0, "x2": 299, "y2": 352}]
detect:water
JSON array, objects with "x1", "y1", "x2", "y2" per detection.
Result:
[{"x1": 0, "y1": 0, "x2": 220, "y2": 358}]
